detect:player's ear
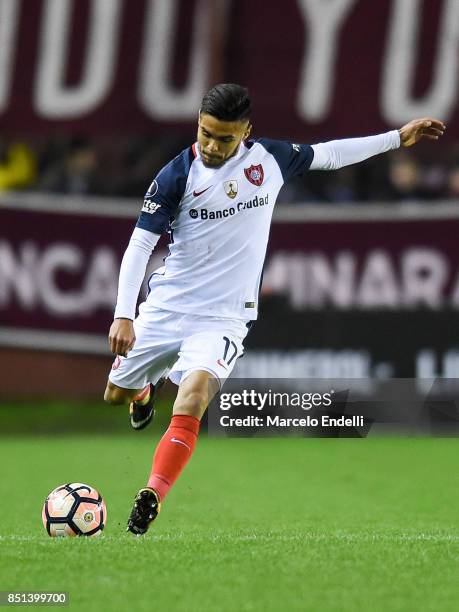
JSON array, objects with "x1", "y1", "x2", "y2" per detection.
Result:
[{"x1": 244, "y1": 122, "x2": 252, "y2": 139}]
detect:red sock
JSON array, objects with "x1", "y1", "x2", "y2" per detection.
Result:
[
  {"x1": 147, "y1": 415, "x2": 200, "y2": 501},
  {"x1": 133, "y1": 385, "x2": 150, "y2": 403}
]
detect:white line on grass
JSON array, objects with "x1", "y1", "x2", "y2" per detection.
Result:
[{"x1": 2, "y1": 532, "x2": 459, "y2": 543}]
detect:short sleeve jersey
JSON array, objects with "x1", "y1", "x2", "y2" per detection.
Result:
[{"x1": 136, "y1": 138, "x2": 314, "y2": 321}]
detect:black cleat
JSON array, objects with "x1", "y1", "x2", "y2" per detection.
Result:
[
  {"x1": 126, "y1": 488, "x2": 161, "y2": 535},
  {"x1": 129, "y1": 378, "x2": 165, "y2": 431}
]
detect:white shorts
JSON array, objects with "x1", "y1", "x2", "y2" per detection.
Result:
[{"x1": 108, "y1": 303, "x2": 249, "y2": 390}]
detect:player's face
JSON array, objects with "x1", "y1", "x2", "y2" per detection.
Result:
[{"x1": 198, "y1": 113, "x2": 252, "y2": 168}]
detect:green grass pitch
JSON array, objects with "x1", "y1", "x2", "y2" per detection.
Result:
[{"x1": 0, "y1": 402, "x2": 458, "y2": 611}]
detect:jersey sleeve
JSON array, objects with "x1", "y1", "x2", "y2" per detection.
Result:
[
  {"x1": 256, "y1": 138, "x2": 314, "y2": 182},
  {"x1": 310, "y1": 131, "x2": 400, "y2": 170},
  {"x1": 136, "y1": 146, "x2": 194, "y2": 234}
]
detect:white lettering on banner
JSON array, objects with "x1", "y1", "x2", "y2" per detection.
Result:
[
  {"x1": 265, "y1": 251, "x2": 356, "y2": 308},
  {"x1": 0, "y1": 241, "x2": 37, "y2": 309},
  {"x1": 0, "y1": 0, "x2": 20, "y2": 112},
  {"x1": 449, "y1": 270, "x2": 459, "y2": 307},
  {"x1": 296, "y1": 0, "x2": 357, "y2": 122},
  {"x1": 138, "y1": 0, "x2": 211, "y2": 120},
  {"x1": 83, "y1": 247, "x2": 119, "y2": 313},
  {"x1": 0, "y1": 1, "x2": 456, "y2": 126},
  {"x1": 263, "y1": 247, "x2": 456, "y2": 309},
  {"x1": 0, "y1": 241, "x2": 118, "y2": 315},
  {"x1": 233, "y1": 349, "x2": 371, "y2": 379},
  {"x1": 416, "y1": 349, "x2": 459, "y2": 378},
  {"x1": 357, "y1": 251, "x2": 399, "y2": 308},
  {"x1": 416, "y1": 350, "x2": 436, "y2": 378},
  {"x1": 39, "y1": 244, "x2": 86, "y2": 313},
  {"x1": 402, "y1": 248, "x2": 449, "y2": 309},
  {"x1": 382, "y1": 0, "x2": 459, "y2": 123},
  {"x1": 34, "y1": 0, "x2": 122, "y2": 118},
  {"x1": 308, "y1": 252, "x2": 355, "y2": 307}
]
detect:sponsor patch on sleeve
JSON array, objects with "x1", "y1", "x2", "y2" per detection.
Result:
[
  {"x1": 142, "y1": 199, "x2": 162, "y2": 214},
  {"x1": 147, "y1": 180, "x2": 159, "y2": 196}
]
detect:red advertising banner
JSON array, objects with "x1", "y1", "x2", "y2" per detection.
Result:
[
  {"x1": 1, "y1": 0, "x2": 458, "y2": 140},
  {"x1": 2, "y1": 195, "x2": 459, "y2": 378},
  {"x1": 263, "y1": 216, "x2": 459, "y2": 311},
  {"x1": 2, "y1": 196, "x2": 459, "y2": 340}
]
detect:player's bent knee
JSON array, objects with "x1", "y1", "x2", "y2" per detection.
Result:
[
  {"x1": 104, "y1": 382, "x2": 133, "y2": 406},
  {"x1": 103, "y1": 388, "x2": 122, "y2": 405}
]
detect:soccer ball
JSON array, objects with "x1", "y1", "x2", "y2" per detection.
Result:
[{"x1": 42, "y1": 483, "x2": 106, "y2": 537}]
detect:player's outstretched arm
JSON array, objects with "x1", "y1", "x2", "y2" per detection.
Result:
[
  {"x1": 108, "y1": 227, "x2": 160, "y2": 357},
  {"x1": 398, "y1": 117, "x2": 446, "y2": 147},
  {"x1": 310, "y1": 118, "x2": 445, "y2": 171}
]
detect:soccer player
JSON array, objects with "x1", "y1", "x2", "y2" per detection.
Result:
[{"x1": 103, "y1": 83, "x2": 445, "y2": 535}]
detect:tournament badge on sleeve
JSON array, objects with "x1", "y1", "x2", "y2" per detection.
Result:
[{"x1": 244, "y1": 164, "x2": 264, "y2": 186}]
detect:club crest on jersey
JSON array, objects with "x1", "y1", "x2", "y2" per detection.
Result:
[
  {"x1": 223, "y1": 180, "x2": 238, "y2": 199},
  {"x1": 244, "y1": 164, "x2": 264, "y2": 186}
]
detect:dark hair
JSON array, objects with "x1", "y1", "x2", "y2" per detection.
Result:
[{"x1": 200, "y1": 83, "x2": 251, "y2": 122}]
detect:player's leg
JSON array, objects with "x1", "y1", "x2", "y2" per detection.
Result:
[
  {"x1": 172, "y1": 368, "x2": 220, "y2": 418},
  {"x1": 147, "y1": 327, "x2": 244, "y2": 503},
  {"x1": 104, "y1": 361, "x2": 168, "y2": 431},
  {"x1": 104, "y1": 378, "x2": 166, "y2": 430},
  {"x1": 127, "y1": 319, "x2": 247, "y2": 535},
  {"x1": 129, "y1": 378, "x2": 166, "y2": 430},
  {"x1": 126, "y1": 370, "x2": 218, "y2": 535},
  {"x1": 103, "y1": 381, "x2": 140, "y2": 405},
  {"x1": 147, "y1": 370, "x2": 219, "y2": 494},
  {"x1": 104, "y1": 307, "x2": 181, "y2": 429}
]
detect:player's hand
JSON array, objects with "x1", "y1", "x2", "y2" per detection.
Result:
[
  {"x1": 399, "y1": 118, "x2": 446, "y2": 147},
  {"x1": 108, "y1": 318, "x2": 136, "y2": 357}
]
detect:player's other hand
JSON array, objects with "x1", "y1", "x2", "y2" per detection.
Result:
[
  {"x1": 108, "y1": 318, "x2": 136, "y2": 356},
  {"x1": 399, "y1": 118, "x2": 446, "y2": 147}
]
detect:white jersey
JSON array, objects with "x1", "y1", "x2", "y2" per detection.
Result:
[
  {"x1": 137, "y1": 139, "x2": 314, "y2": 321},
  {"x1": 115, "y1": 130, "x2": 400, "y2": 323}
]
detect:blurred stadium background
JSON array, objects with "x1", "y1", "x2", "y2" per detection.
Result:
[
  {"x1": 2, "y1": 2, "x2": 459, "y2": 610},
  {"x1": 1, "y1": 0, "x2": 458, "y2": 398}
]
